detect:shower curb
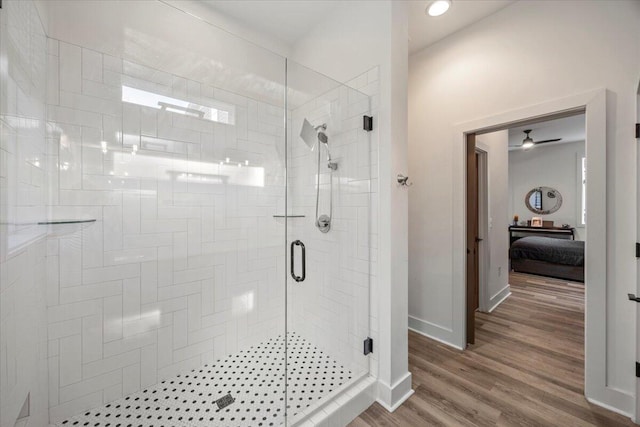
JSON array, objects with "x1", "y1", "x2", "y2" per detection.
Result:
[{"x1": 292, "y1": 375, "x2": 376, "y2": 426}]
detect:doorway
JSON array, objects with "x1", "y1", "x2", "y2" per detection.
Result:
[
  {"x1": 455, "y1": 89, "x2": 620, "y2": 412},
  {"x1": 461, "y1": 113, "x2": 601, "y2": 421},
  {"x1": 466, "y1": 114, "x2": 589, "y2": 344},
  {"x1": 465, "y1": 113, "x2": 587, "y2": 345}
]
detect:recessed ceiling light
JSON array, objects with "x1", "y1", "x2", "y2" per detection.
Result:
[{"x1": 426, "y1": 0, "x2": 451, "y2": 17}]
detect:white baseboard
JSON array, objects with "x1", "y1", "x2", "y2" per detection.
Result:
[
  {"x1": 488, "y1": 285, "x2": 511, "y2": 313},
  {"x1": 376, "y1": 388, "x2": 414, "y2": 413},
  {"x1": 586, "y1": 396, "x2": 634, "y2": 420},
  {"x1": 408, "y1": 316, "x2": 464, "y2": 350},
  {"x1": 376, "y1": 372, "x2": 414, "y2": 412}
]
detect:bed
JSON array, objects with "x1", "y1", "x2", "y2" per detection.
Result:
[{"x1": 510, "y1": 236, "x2": 584, "y2": 282}]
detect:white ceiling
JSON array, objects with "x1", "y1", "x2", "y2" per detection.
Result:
[
  {"x1": 201, "y1": 0, "x2": 516, "y2": 55},
  {"x1": 201, "y1": 1, "x2": 336, "y2": 46},
  {"x1": 408, "y1": 0, "x2": 515, "y2": 53},
  {"x1": 508, "y1": 114, "x2": 586, "y2": 151}
]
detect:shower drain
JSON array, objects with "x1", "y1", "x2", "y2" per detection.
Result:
[{"x1": 215, "y1": 393, "x2": 235, "y2": 410}]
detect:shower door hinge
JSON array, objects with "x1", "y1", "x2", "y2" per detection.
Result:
[
  {"x1": 636, "y1": 242, "x2": 640, "y2": 258},
  {"x1": 363, "y1": 337, "x2": 373, "y2": 355},
  {"x1": 636, "y1": 362, "x2": 640, "y2": 377},
  {"x1": 363, "y1": 116, "x2": 373, "y2": 132},
  {"x1": 636, "y1": 123, "x2": 640, "y2": 139}
]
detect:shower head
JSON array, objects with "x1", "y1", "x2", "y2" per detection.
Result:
[
  {"x1": 300, "y1": 118, "x2": 328, "y2": 149},
  {"x1": 317, "y1": 130, "x2": 328, "y2": 144},
  {"x1": 300, "y1": 118, "x2": 317, "y2": 150}
]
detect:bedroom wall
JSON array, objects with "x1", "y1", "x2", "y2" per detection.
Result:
[
  {"x1": 476, "y1": 131, "x2": 510, "y2": 312},
  {"x1": 509, "y1": 140, "x2": 586, "y2": 241},
  {"x1": 408, "y1": 0, "x2": 640, "y2": 416}
]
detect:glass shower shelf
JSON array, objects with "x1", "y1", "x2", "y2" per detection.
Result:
[
  {"x1": 38, "y1": 219, "x2": 97, "y2": 225},
  {"x1": 38, "y1": 219, "x2": 97, "y2": 237},
  {"x1": 272, "y1": 214, "x2": 306, "y2": 218}
]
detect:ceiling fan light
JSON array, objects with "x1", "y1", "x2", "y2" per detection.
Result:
[
  {"x1": 426, "y1": 0, "x2": 451, "y2": 17},
  {"x1": 522, "y1": 139, "x2": 534, "y2": 149}
]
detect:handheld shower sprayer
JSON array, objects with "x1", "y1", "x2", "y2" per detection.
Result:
[{"x1": 299, "y1": 118, "x2": 337, "y2": 233}]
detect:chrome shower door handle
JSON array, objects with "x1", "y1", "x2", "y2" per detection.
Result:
[{"x1": 290, "y1": 240, "x2": 306, "y2": 282}]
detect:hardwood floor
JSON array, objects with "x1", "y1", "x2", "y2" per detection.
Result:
[{"x1": 350, "y1": 272, "x2": 636, "y2": 427}]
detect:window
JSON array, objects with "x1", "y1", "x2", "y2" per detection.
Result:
[
  {"x1": 531, "y1": 189, "x2": 542, "y2": 210},
  {"x1": 121, "y1": 85, "x2": 235, "y2": 125}
]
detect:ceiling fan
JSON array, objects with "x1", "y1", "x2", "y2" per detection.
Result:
[{"x1": 519, "y1": 129, "x2": 561, "y2": 149}]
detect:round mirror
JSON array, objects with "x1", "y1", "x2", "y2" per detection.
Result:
[{"x1": 525, "y1": 187, "x2": 562, "y2": 215}]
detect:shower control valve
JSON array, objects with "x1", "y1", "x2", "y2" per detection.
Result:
[{"x1": 316, "y1": 215, "x2": 331, "y2": 233}]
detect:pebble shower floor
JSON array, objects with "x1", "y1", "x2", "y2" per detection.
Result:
[{"x1": 57, "y1": 333, "x2": 353, "y2": 427}]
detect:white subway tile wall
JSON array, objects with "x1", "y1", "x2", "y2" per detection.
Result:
[
  {"x1": 0, "y1": 1, "x2": 50, "y2": 427},
  {"x1": 45, "y1": 40, "x2": 288, "y2": 423}
]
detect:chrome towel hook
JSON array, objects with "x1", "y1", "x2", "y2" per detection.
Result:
[{"x1": 397, "y1": 174, "x2": 412, "y2": 187}]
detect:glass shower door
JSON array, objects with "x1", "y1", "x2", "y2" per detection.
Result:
[{"x1": 285, "y1": 60, "x2": 372, "y2": 424}]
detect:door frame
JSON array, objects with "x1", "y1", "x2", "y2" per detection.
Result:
[
  {"x1": 475, "y1": 147, "x2": 490, "y2": 313},
  {"x1": 465, "y1": 135, "x2": 479, "y2": 345},
  {"x1": 465, "y1": 141, "x2": 490, "y2": 344},
  {"x1": 454, "y1": 89, "x2": 631, "y2": 413}
]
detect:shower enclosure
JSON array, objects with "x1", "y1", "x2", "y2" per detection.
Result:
[{"x1": 0, "y1": 1, "x2": 373, "y2": 426}]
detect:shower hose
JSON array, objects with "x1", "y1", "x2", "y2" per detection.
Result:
[{"x1": 315, "y1": 142, "x2": 332, "y2": 230}]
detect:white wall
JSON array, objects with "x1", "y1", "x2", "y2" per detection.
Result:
[
  {"x1": 291, "y1": 0, "x2": 412, "y2": 411},
  {"x1": 291, "y1": 2, "x2": 387, "y2": 84},
  {"x1": 509, "y1": 141, "x2": 586, "y2": 240},
  {"x1": 408, "y1": 0, "x2": 640, "y2": 416},
  {"x1": 162, "y1": 0, "x2": 292, "y2": 58},
  {"x1": 476, "y1": 131, "x2": 510, "y2": 312}
]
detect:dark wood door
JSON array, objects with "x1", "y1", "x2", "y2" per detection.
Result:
[
  {"x1": 466, "y1": 134, "x2": 479, "y2": 345},
  {"x1": 474, "y1": 152, "x2": 480, "y2": 312}
]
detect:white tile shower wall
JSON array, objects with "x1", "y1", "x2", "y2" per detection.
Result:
[
  {"x1": 45, "y1": 39, "x2": 287, "y2": 423},
  {"x1": 287, "y1": 68, "x2": 378, "y2": 382},
  {"x1": 0, "y1": 1, "x2": 50, "y2": 427}
]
